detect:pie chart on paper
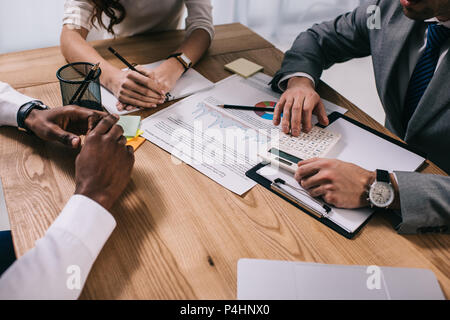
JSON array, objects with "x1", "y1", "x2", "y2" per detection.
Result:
[{"x1": 254, "y1": 101, "x2": 277, "y2": 120}]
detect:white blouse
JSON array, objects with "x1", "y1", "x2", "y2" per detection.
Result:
[{"x1": 63, "y1": 0, "x2": 214, "y2": 40}]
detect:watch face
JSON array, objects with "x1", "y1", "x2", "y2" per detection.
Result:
[
  {"x1": 180, "y1": 54, "x2": 192, "y2": 66},
  {"x1": 369, "y1": 181, "x2": 394, "y2": 208}
]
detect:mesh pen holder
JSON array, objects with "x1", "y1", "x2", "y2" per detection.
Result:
[{"x1": 56, "y1": 62, "x2": 103, "y2": 111}]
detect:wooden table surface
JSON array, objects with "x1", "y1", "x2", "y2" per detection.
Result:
[{"x1": 0, "y1": 23, "x2": 448, "y2": 299}]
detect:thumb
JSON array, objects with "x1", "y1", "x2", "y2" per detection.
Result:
[
  {"x1": 47, "y1": 124, "x2": 81, "y2": 148},
  {"x1": 314, "y1": 100, "x2": 329, "y2": 126}
]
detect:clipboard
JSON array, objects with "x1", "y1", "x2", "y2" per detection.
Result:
[{"x1": 245, "y1": 112, "x2": 427, "y2": 239}]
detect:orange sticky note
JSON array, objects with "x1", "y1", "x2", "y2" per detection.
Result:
[{"x1": 126, "y1": 136, "x2": 146, "y2": 151}]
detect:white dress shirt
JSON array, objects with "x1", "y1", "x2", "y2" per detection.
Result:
[
  {"x1": 0, "y1": 82, "x2": 116, "y2": 299},
  {"x1": 278, "y1": 18, "x2": 450, "y2": 91},
  {"x1": 63, "y1": 0, "x2": 215, "y2": 40}
]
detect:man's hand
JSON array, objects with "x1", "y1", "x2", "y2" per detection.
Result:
[
  {"x1": 74, "y1": 114, "x2": 135, "y2": 211},
  {"x1": 24, "y1": 105, "x2": 106, "y2": 148},
  {"x1": 294, "y1": 158, "x2": 375, "y2": 209},
  {"x1": 274, "y1": 77, "x2": 329, "y2": 136}
]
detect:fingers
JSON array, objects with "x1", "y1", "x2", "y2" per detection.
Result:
[
  {"x1": 90, "y1": 114, "x2": 119, "y2": 135},
  {"x1": 302, "y1": 92, "x2": 323, "y2": 133},
  {"x1": 118, "y1": 135, "x2": 127, "y2": 145},
  {"x1": 56, "y1": 105, "x2": 106, "y2": 135},
  {"x1": 118, "y1": 94, "x2": 158, "y2": 109},
  {"x1": 87, "y1": 112, "x2": 105, "y2": 133},
  {"x1": 290, "y1": 97, "x2": 303, "y2": 136},
  {"x1": 295, "y1": 158, "x2": 323, "y2": 181},
  {"x1": 274, "y1": 88, "x2": 326, "y2": 135},
  {"x1": 273, "y1": 95, "x2": 285, "y2": 126},
  {"x1": 127, "y1": 70, "x2": 166, "y2": 96},
  {"x1": 135, "y1": 65, "x2": 154, "y2": 78},
  {"x1": 281, "y1": 97, "x2": 294, "y2": 134},
  {"x1": 301, "y1": 95, "x2": 316, "y2": 133},
  {"x1": 312, "y1": 99, "x2": 330, "y2": 126},
  {"x1": 127, "y1": 145, "x2": 135, "y2": 156},
  {"x1": 107, "y1": 124, "x2": 125, "y2": 141},
  {"x1": 308, "y1": 185, "x2": 329, "y2": 198},
  {"x1": 63, "y1": 105, "x2": 107, "y2": 120},
  {"x1": 122, "y1": 79, "x2": 165, "y2": 101},
  {"x1": 299, "y1": 171, "x2": 330, "y2": 190},
  {"x1": 45, "y1": 123, "x2": 81, "y2": 148}
]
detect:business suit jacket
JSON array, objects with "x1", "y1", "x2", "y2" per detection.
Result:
[{"x1": 271, "y1": 0, "x2": 449, "y2": 234}]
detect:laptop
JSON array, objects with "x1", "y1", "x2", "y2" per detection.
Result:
[{"x1": 237, "y1": 259, "x2": 445, "y2": 300}]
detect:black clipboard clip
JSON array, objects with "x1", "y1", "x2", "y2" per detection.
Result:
[{"x1": 270, "y1": 178, "x2": 332, "y2": 219}]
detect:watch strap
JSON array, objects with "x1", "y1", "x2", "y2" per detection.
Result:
[
  {"x1": 167, "y1": 53, "x2": 191, "y2": 71},
  {"x1": 17, "y1": 100, "x2": 47, "y2": 132},
  {"x1": 376, "y1": 169, "x2": 390, "y2": 183}
]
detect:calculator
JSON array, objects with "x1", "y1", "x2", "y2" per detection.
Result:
[{"x1": 260, "y1": 126, "x2": 341, "y2": 173}]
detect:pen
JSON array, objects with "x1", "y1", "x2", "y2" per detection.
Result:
[
  {"x1": 108, "y1": 46, "x2": 144, "y2": 75},
  {"x1": 219, "y1": 104, "x2": 275, "y2": 112},
  {"x1": 108, "y1": 46, "x2": 168, "y2": 100},
  {"x1": 69, "y1": 62, "x2": 100, "y2": 105}
]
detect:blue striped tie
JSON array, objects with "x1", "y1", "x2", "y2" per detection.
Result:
[{"x1": 403, "y1": 23, "x2": 450, "y2": 128}]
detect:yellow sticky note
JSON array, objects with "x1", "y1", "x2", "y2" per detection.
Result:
[
  {"x1": 225, "y1": 58, "x2": 264, "y2": 78},
  {"x1": 127, "y1": 129, "x2": 144, "y2": 142},
  {"x1": 126, "y1": 136, "x2": 146, "y2": 151}
]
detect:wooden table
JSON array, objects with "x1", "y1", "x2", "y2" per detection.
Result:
[{"x1": 0, "y1": 23, "x2": 448, "y2": 299}]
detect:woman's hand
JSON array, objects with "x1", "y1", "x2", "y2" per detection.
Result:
[
  {"x1": 116, "y1": 60, "x2": 184, "y2": 111},
  {"x1": 144, "y1": 58, "x2": 185, "y2": 94},
  {"x1": 109, "y1": 68, "x2": 167, "y2": 111}
]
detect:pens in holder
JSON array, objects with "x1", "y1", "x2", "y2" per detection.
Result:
[
  {"x1": 69, "y1": 62, "x2": 100, "y2": 105},
  {"x1": 219, "y1": 104, "x2": 276, "y2": 112}
]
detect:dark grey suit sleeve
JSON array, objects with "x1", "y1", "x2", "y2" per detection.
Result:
[
  {"x1": 394, "y1": 172, "x2": 450, "y2": 234},
  {"x1": 271, "y1": 0, "x2": 379, "y2": 91}
]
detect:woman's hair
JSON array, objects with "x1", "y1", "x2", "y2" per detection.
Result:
[{"x1": 90, "y1": 0, "x2": 126, "y2": 35}]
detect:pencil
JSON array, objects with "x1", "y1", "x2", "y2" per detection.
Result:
[
  {"x1": 108, "y1": 47, "x2": 143, "y2": 74},
  {"x1": 69, "y1": 62, "x2": 100, "y2": 105},
  {"x1": 219, "y1": 104, "x2": 276, "y2": 112}
]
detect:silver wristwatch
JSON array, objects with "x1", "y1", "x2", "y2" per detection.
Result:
[{"x1": 368, "y1": 169, "x2": 395, "y2": 208}]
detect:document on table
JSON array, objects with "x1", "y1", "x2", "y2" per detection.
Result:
[
  {"x1": 101, "y1": 60, "x2": 215, "y2": 115},
  {"x1": 140, "y1": 73, "x2": 347, "y2": 195}
]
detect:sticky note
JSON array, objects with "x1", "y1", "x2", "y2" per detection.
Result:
[
  {"x1": 117, "y1": 115, "x2": 141, "y2": 137},
  {"x1": 127, "y1": 129, "x2": 144, "y2": 142},
  {"x1": 126, "y1": 136, "x2": 146, "y2": 151},
  {"x1": 225, "y1": 58, "x2": 264, "y2": 78}
]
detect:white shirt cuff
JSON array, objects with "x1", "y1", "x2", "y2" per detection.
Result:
[
  {"x1": 278, "y1": 72, "x2": 316, "y2": 92},
  {"x1": 0, "y1": 82, "x2": 34, "y2": 127},
  {"x1": 47, "y1": 195, "x2": 116, "y2": 259}
]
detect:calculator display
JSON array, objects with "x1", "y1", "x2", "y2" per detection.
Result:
[{"x1": 268, "y1": 148, "x2": 302, "y2": 164}]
